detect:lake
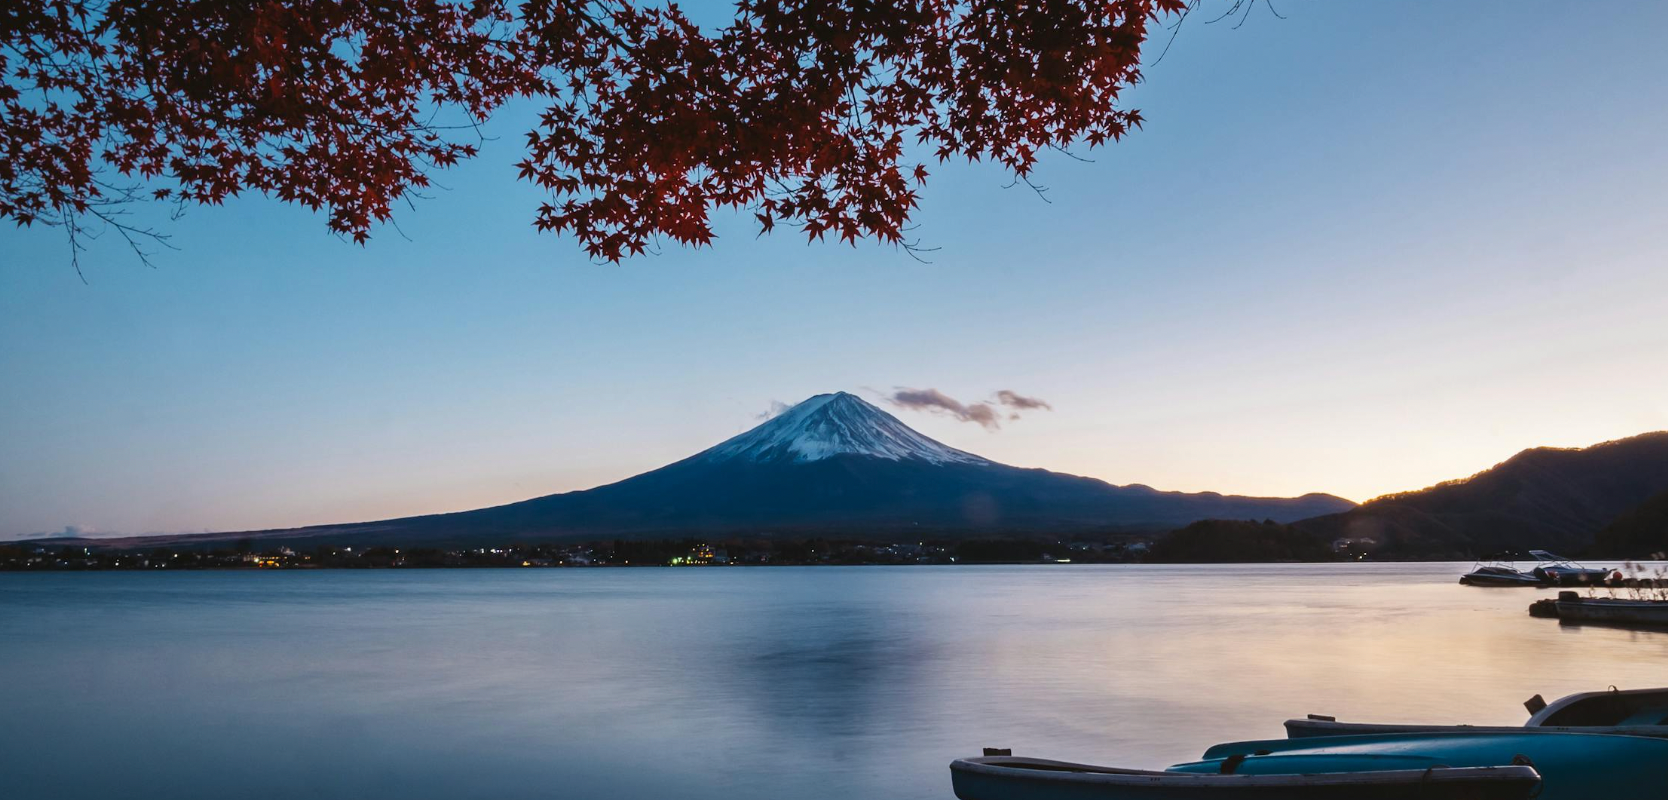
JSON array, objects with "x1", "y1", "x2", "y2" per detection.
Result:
[{"x1": 3, "y1": 564, "x2": 1665, "y2": 799}]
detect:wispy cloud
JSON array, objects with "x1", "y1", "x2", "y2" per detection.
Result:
[
  {"x1": 885, "y1": 388, "x2": 1001, "y2": 429},
  {"x1": 884, "y1": 387, "x2": 1054, "y2": 430},
  {"x1": 756, "y1": 400, "x2": 791, "y2": 420},
  {"x1": 994, "y1": 390, "x2": 1052, "y2": 412},
  {"x1": 32, "y1": 525, "x2": 92, "y2": 539}
]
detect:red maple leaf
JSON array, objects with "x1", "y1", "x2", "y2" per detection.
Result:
[{"x1": 0, "y1": 0, "x2": 1185, "y2": 265}]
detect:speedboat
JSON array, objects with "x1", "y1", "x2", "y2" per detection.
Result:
[
  {"x1": 1528, "y1": 550, "x2": 1612, "y2": 585},
  {"x1": 951, "y1": 730, "x2": 1668, "y2": 799},
  {"x1": 1286, "y1": 686, "x2": 1668, "y2": 739},
  {"x1": 1460, "y1": 554, "x2": 1541, "y2": 586}
]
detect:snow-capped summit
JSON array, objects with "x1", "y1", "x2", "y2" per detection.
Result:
[
  {"x1": 697, "y1": 392, "x2": 991, "y2": 466},
  {"x1": 163, "y1": 390, "x2": 1357, "y2": 548}
]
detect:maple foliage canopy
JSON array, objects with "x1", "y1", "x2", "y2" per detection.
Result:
[{"x1": 2, "y1": 0, "x2": 1185, "y2": 264}]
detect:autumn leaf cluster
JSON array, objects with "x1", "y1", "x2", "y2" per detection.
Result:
[{"x1": 2, "y1": 0, "x2": 1183, "y2": 262}]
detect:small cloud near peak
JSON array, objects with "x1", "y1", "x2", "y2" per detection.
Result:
[
  {"x1": 994, "y1": 390, "x2": 1052, "y2": 412},
  {"x1": 884, "y1": 387, "x2": 1054, "y2": 430},
  {"x1": 887, "y1": 388, "x2": 1001, "y2": 430}
]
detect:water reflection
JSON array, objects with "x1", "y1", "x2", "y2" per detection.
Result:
[{"x1": 2, "y1": 564, "x2": 1665, "y2": 800}]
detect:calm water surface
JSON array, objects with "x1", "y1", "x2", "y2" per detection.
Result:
[{"x1": 3, "y1": 564, "x2": 1666, "y2": 799}]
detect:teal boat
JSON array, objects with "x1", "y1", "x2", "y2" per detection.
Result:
[
  {"x1": 950, "y1": 731, "x2": 1668, "y2": 799},
  {"x1": 951, "y1": 755, "x2": 1538, "y2": 799},
  {"x1": 1186, "y1": 731, "x2": 1667, "y2": 798},
  {"x1": 1286, "y1": 686, "x2": 1668, "y2": 739}
]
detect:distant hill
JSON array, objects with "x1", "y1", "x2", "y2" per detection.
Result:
[
  {"x1": 58, "y1": 392, "x2": 1354, "y2": 551},
  {"x1": 1590, "y1": 487, "x2": 1668, "y2": 558},
  {"x1": 1295, "y1": 432, "x2": 1668, "y2": 557}
]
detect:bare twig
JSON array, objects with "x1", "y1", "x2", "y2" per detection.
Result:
[{"x1": 1001, "y1": 173, "x2": 1052, "y2": 204}]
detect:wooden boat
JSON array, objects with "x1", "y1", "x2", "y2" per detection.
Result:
[
  {"x1": 1460, "y1": 555, "x2": 1541, "y2": 586},
  {"x1": 1286, "y1": 686, "x2": 1668, "y2": 739},
  {"x1": 1553, "y1": 596, "x2": 1668, "y2": 627},
  {"x1": 950, "y1": 754, "x2": 1539, "y2": 800}
]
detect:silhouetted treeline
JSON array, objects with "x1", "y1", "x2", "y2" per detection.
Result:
[
  {"x1": 1146, "y1": 519, "x2": 1335, "y2": 563},
  {"x1": 0, "y1": 535, "x2": 1153, "y2": 570},
  {"x1": 954, "y1": 539, "x2": 1049, "y2": 563}
]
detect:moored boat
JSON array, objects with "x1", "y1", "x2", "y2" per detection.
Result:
[
  {"x1": 1460, "y1": 555, "x2": 1541, "y2": 586},
  {"x1": 952, "y1": 729, "x2": 1668, "y2": 800},
  {"x1": 1285, "y1": 686, "x2": 1668, "y2": 739},
  {"x1": 949, "y1": 754, "x2": 1539, "y2": 800},
  {"x1": 1528, "y1": 550, "x2": 1612, "y2": 585},
  {"x1": 1186, "y1": 731, "x2": 1668, "y2": 799},
  {"x1": 1553, "y1": 596, "x2": 1668, "y2": 627}
]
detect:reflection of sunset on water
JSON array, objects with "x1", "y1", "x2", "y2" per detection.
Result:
[{"x1": 3, "y1": 564, "x2": 1664, "y2": 799}]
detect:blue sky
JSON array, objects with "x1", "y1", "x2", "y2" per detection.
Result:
[{"x1": 4, "y1": 1, "x2": 1667, "y2": 538}]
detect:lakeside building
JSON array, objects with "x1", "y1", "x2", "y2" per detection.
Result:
[
  {"x1": 672, "y1": 544, "x2": 730, "y2": 565},
  {"x1": 1332, "y1": 537, "x2": 1379, "y2": 555}
]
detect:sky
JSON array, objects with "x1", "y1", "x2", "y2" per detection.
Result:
[{"x1": 4, "y1": 1, "x2": 1668, "y2": 538}]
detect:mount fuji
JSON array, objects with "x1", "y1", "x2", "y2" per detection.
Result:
[
  {"x1": 696, "y1": 391, "x2": 992, "y2": 466},
  {"x1": 103, "y1": 392, "x2": 1355, "y2": 548}
]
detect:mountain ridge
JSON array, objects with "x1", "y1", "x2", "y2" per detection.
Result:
[
  {"x1": 1295, "y1": 431, "x2": 1668, "y2": 556},
  {"x1": 50, "y1": 392, "x2": 1354, "y2": 549},
  {"x1": 694, "y1": 392, "x2": 990, "y2": 465},
  {"x1": 1590, "y1": 486, "x2": 1668, "y2": 558}
]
